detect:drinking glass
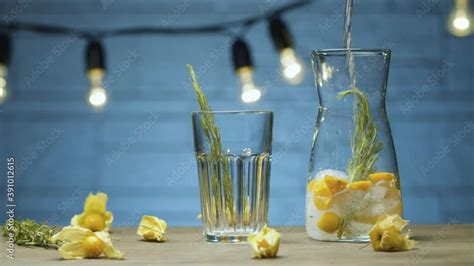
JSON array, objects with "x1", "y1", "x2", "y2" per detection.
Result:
[
  {"x1": 192, "y1": 110, "x2": 273, "y2": 242},
  {"x1": 306, "y1": 49, "x2": 402, "y2": 242}
]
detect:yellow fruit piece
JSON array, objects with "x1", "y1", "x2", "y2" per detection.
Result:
[
  {"x1": 247, "y1": 226, "x2": 281, "y2": 259},
  {"x1": 308, "y1": 176, "x2": 349, "y2": 210},
  {"x1": 369, "y1": 214, "x2": 415, "y2": 251},
  {"x1": 82, "y1": 235, "x2": 105, "y2": 258},
  {"x1": 324, "y1": 175, "x2": 348, "y2": 194},
  {"x1": 307, "y1": 179, "x2": 318, "y2": 191},
  {"x1": 71, "y1": 192, "x2": 114, "y2": 232},
  {"x1": 310, "y1": 179, "x2": 332, "y2": 210},
  {"x1": 137, "y1": 215, "x2": 167, "y2": 242},
  {"x1": 83, "y1": 213, "x2": 105, "y2": 232},
  {"x1": 347, "y1": 181, "x2": 372, "y2": 191},
  {"x1": 369, "y1": 172, "x2": 395, "y2": 183},
  {"x1": 317, "y1": 212, "x2": 341, "y2": 233},
  {"x1": 313, "y1": 193, "x2": 332, "y2": 210},
  {"x1": 51, "y1": 226, "x2": 124, "y2": 260}
]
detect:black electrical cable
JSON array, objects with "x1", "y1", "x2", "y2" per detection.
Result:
[{"x1": 0, "y1": 0, "x2": 311, "y2": 39}]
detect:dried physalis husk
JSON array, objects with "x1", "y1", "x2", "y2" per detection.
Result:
[
  {"x1": 71, "y1": 192, "x2": 113, "y2": 232},
  {"x1": 136, "y1": 215, "x2": 167, "y2": 242},
  {"x1": 369, "y1": 214, "x2": 416, "y2": 251},
  {"x1": 50, "y1": 226, "x2": 124, "y2": 260},
  {"x1": 247, "y1": 226, "x2": 281, "y2": 259}
]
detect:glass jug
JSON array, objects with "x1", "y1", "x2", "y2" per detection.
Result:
[{"x1": 306, "y1": 49, "x2": 402, "y2": 242}]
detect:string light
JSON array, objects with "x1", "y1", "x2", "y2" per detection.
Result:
[
  {"x1": 232, "y1": 38, "x2": 262, "y2": 103},
  {"x1": 0, "y1": 34, "x2": 10, "y2": 104},
  {"x1": 448, "y1": 0, "x2": 473, "y2": 37},
  {"x1": 269, "y1": 17, "x2": 304, "y2": 85},
  {"x1": 0, "y1": 1, "x2": 312, "y2": 106},
  {"x1": 85, "y1": 41, "x2": 108, "y2": 110}
]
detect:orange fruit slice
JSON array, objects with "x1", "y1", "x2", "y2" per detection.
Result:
[
  {"x1": 369, "y1": 172, "x2": 395, "y2": 183},
  {"x1": 324, "y1": 175, "x2": 348, "y2": 194},
  {"x1": 347, "y1": 181, "x2": 372, "y2": 191}
]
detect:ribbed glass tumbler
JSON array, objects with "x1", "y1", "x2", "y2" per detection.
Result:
[{"x1": 192, "y1": 110, "x2": 273, "y2": 243}]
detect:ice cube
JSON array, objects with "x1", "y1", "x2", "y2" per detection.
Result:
[
  {"x1": 315, "y1": 169, "x2": 349, "y2": 181},
  {"x1": 368, "y1": 184, "x2": 387, "y2": 201},
  {"x1": 346, "y1": 221, "x2": 373, "y2": 236}
]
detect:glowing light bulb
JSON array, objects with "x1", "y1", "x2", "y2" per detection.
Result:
[
  {"x1": 87, "y1": 69, "x2": 108, "y2": 109},
  {"x1": 88, "y1": 86, "x2": 107, "y2": 108},
  {"x1": 448, "y1": 0, "x2": 473, "y2": 37},
  {"x1": 237, "y1": 67, "x2": 261, "y2": 103},
  {"x1": 280, "y1": 47, "x2": 304, "y2": 85},
  {"x1": 0, "y1": 64, "x2": 8, "y2": 104}
]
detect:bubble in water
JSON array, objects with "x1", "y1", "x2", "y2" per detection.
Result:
[
  {"x1": 242, "y1": 148, "x2": 252, "y2": 156},
  {"x1": 224, "y1": 148, "x2": 231, "y2": 155}
]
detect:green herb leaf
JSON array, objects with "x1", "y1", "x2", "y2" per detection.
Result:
[
  {"x1": 187, "y1": 64, "x2": 235, "y2": 223},
  {"x1": 2, "y1": 219, "x2": 59, "y2": 248},
  {"x1": 337, "y1": 87, "x2": 383, "y2": 182}
]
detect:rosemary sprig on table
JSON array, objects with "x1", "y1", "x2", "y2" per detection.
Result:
[
  {"x1": 337, "y1": 87, "x2": 383, "y2": 182},
  {"x1": 187, "y1": 64, "x2": 235, "y2": 223},
  {"x1": 2, "y1": 219, "x2": 59, "y2": 248}
]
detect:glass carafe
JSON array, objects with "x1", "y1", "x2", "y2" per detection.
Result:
[{"x1": 306, "y1": 49, "x2": 402, "y2": 242}]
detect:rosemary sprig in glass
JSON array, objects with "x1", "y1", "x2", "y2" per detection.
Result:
[
  {"x1": 187, "y1": 64, "x2": 235, "y2": 224},
  {"x1": 2, "y1": 219, "x2": 59, "y2": 248}
]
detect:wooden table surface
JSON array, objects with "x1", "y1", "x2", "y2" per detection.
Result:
[{"x1": 1, "y1": 225, "x2": 473, "y2": 265}]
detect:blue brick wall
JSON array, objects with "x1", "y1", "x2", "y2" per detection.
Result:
[{"x1": 0, "y1": 0, "x2": 473, "y2": 226}]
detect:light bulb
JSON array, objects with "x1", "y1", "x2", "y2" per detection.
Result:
[
  {"x1": 280, "y1": 47, "x2": 304, "y2": 85},
  {"x1": 88, "y1": 86, "x2": 107, "y2": 108},
  {"x1": 237, "y1": 67, "x2": 261, "y2": 103},
  {"x1": 448, "y1": 0, "x2": 473, "y2": 37},
  {"x1": 87, "y1": 69, "x2": 108, "y2": 109},
  {"x1": 0, "y1": 64, "x2": 8, "y2": 104}
]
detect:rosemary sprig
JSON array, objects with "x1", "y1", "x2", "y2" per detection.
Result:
[
  {"x1": 335, "y1": 87, "x2": 383, "y2": 239},
  {"x1": 2, "y1": 219, "x2": 59, "y2": 248},
  {"x1": 337, "y1": 87, "x2": 383, "y2": 182},
  {"x1": 187, "y1": 64, "x2": 235, "y2": 223}
]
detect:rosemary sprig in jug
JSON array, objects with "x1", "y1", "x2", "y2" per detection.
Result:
[
  {"x1": 336, "y1": 87, "x2": 383, "y2": 238},
  {"x1": 337, "y1": 87, "x2": 383, "y2": 182}
]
